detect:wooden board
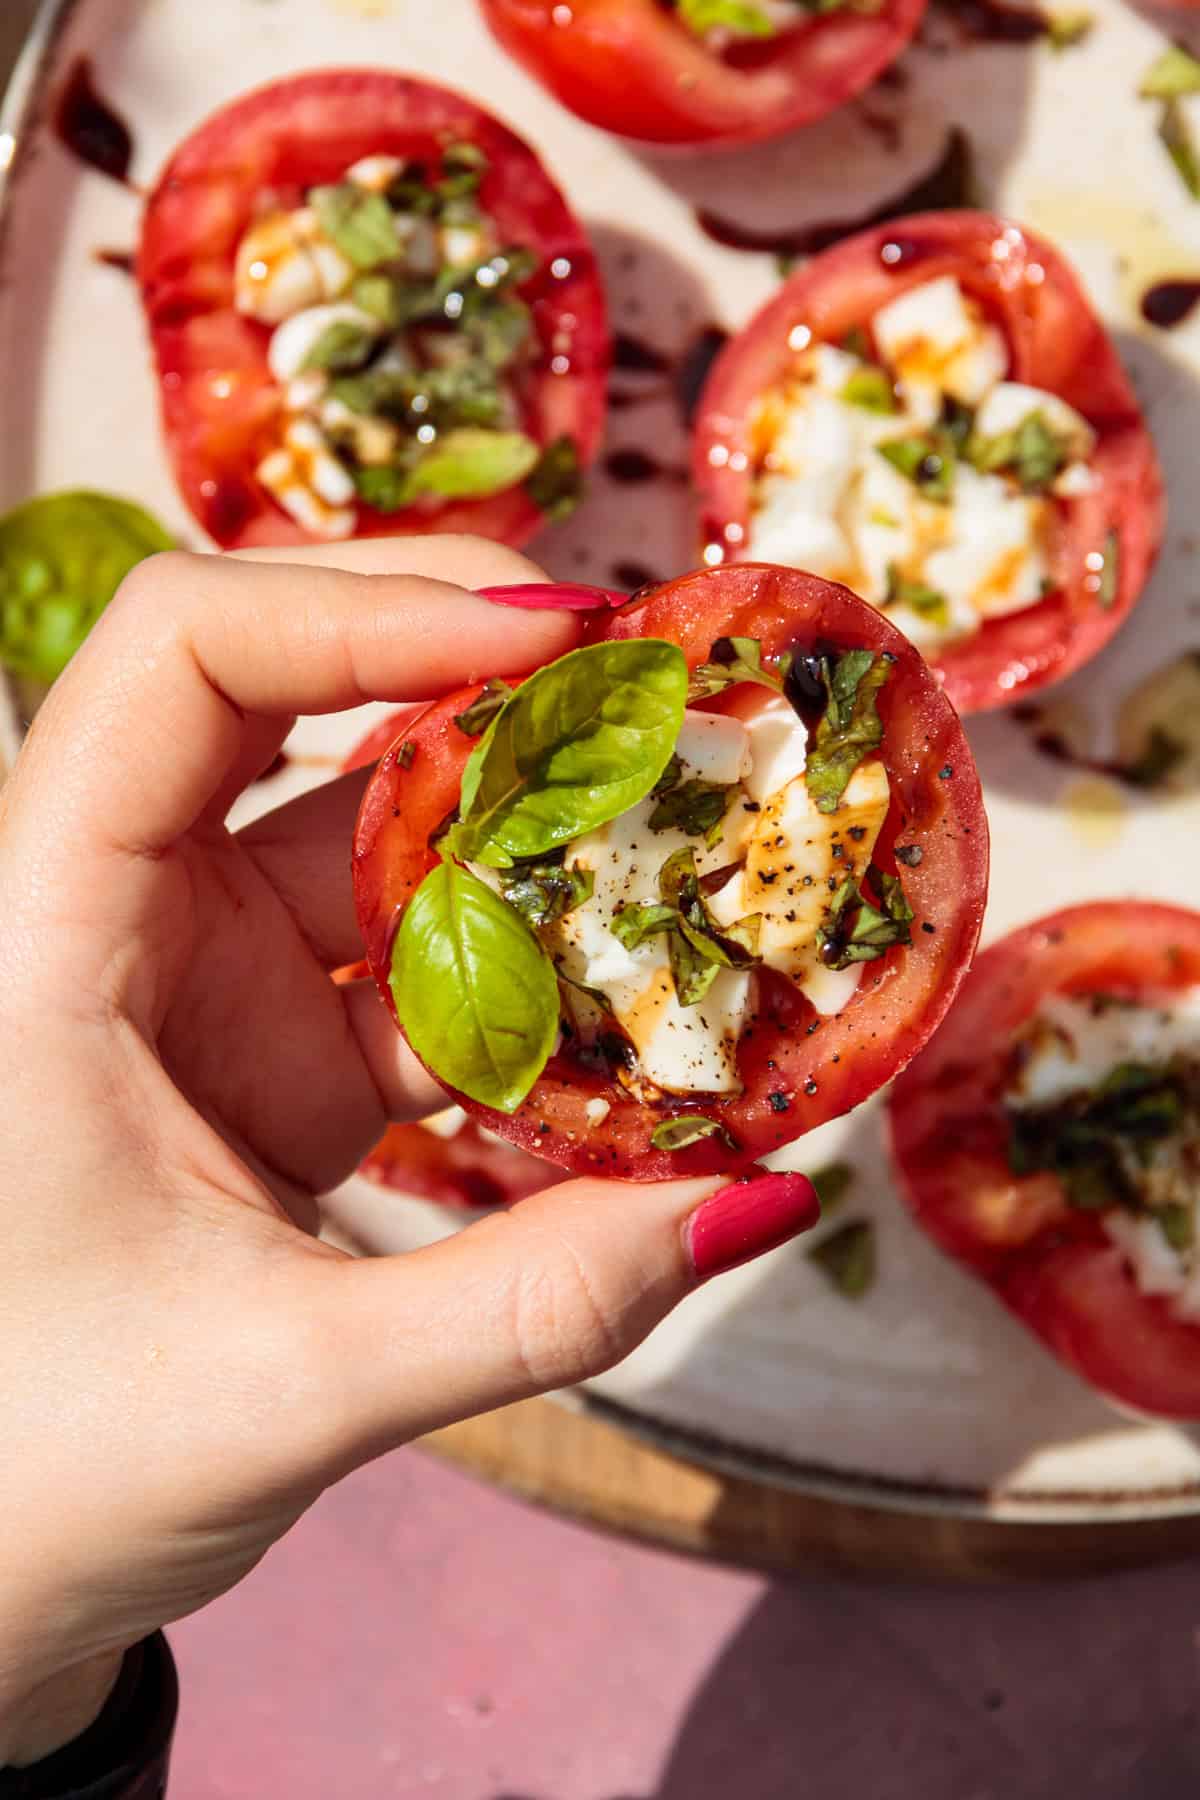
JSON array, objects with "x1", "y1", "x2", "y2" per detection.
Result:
[{"x1": 422, "y1": 1397, "x2": 1200, "y2": 1579}]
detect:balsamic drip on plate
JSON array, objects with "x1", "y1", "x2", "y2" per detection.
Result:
[
  {"x1": 603, "y1": 449, "x2": 687, "y2": 485},
  {"x1": 611, "y1": 561, "x2": 665, "y2": 592},
  {"x1": 55, "y1": 58, "x2": 135, "y2": 185},
  {"x1": 939, "y1": 0, "x2": 1047, "y2": 43},
  {"x1": 93, "y1": 247, "x2": 135, "y2": 276},
  {"x1": 607, "y1": 326, "x2": 729, "y2": 426},
  {"x1": 694, "y1": 129, "x2": 971, "y2": 261},
  {"x1": 1140, "y1": 281, "x2": 1200, "y2": 330},
  {"x1": 612, "y1": 332, "x2": 673, "y2": 374}
]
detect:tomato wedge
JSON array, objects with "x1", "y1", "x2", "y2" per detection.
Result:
[
  {"x1": 478, "y1": 0, "x2": 926, "y2": 147},
  {"x1": 889, "y1": 901, "x2": 1200, "y2": 1419},
  {"x1": 353, "y1": 566, "x2": 988, "y2": 1181},
  {"x1": 137, "y1": 69, "x2": 608, "y2": 549},
  {"x1": 694, "y1": 210, "x2": 1164, "y2": 715}
]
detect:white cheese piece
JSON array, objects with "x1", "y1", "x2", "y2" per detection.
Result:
[
  {"x1": 1008, "y1": 992, "x2": 1200, "y2": 1109},
  {"x1": 585, "y1": 1098, "x2": 611, "y2": 1127},
  {"x1": 234, "y1": 208, "x2": 354, "y2": 324},
  {"x1": 674, "y1": 710, "x2": 753, "y2": 786},
  {"x1": 604, "y1": 963, "x2": 751, "y2": 1095},
  {"x1": 972, "y1": 381, "x2": 1097, "y2": 461},
  {"x1": 268, "y1": 303, "x2": 380, "y2": 383},
  {"x1": 284, "y1": 370, "x2": 328, "y2": 414},
  {"x1": 256, "y1": 416, "x2": 356, "y2": 539},
  {"x1": 442, "y1": 223, "x2": 490, "y2": 267},
  {"x1": 1053, "y1": 461, "x2": 1098, "y2": 499},
  {"x1": 923, "y1": 462, "x2": 1049, "y2": 623},
  {"x1": 740, "y1": 696, "x2": 808, "y2": 803},
  {"x1": 346, "y1": 154, "x2": 403, "y2": 192},
  {"x1": 320, "y1": 395, "x2": 401, "y2": 467},
  {"x1": 871, "y1": 275, "x2": 1008, "y2": 413}
]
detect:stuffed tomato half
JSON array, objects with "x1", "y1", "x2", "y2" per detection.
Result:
[
  {"x1": 890, "y1": 902, "x2": 1200, "y2": 1419},
  {"x1": 694, "y1": 212, "x2": 1164, "y2": 714},
  {"x1": 478, "y1": 0, "x2": 926, "y2": 148},
  {"x1": 353, "y1": 565, "x2": 988, "y2": 1181},
  {"x1": 137, "y1": 70, "x2": 608, "y2": 549}
]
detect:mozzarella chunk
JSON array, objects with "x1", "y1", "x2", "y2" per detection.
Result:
[
  {"x1": 256, "y1": 416, "x2": 356, "y2": 539},
  {"x1": 235, "y1": 208, "x2": 354, "y2": 324},
  {"x1": 268, "y1": 303, "x2": 380, "y2": 383},
  {"x1": 675, "y1": 709, "x2": 753, "y2": 785},
  {"x1": 923, "y1": 463, "x2": 1049, "y2": 622},
  {"x1": 871, "y1": 275, "x2": 1009, "y2": 412},
  {"x1": 320, "y1": 395, "x2": 401, "y2": 467},
  {"x1": 346, "y1": 154, "x2": 403, "y2": 192},
  {"x1": 973, "y1": 381, "x2": 1096, "y2": 460},
  {"x1": 741, "y1": 696, "x2": 809, "y2": 803}
]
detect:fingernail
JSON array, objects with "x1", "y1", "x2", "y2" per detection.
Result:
[
  {"x1": 686, "y1": 1171, "x2": 820, "y2": 1281},
  {"x1": 478, "y1": 582, "x2": 626, "y2": 612}
]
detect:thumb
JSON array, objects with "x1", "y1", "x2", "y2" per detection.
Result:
[{"x1": 309, "y1": 1168, "x2": 819, "y2": 1469}]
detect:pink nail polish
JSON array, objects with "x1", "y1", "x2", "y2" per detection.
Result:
[
  {"x1": 478, "y1": 582, "x2": 626, "y2": 612},
  {"x1": 686, "y1": 1171, "x2": 820, "y2": 1281}
]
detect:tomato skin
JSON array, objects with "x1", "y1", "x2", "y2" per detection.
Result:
[
  {"x1": 479, "y1": 0, "x2": 926, "y2": 147},
  {"x1": 137, "y1": 69, "x2": 609, "y2": 549},
  {"x1": 360, "y1": 1118, "x2": 561, "y2": 1208},
  {"x1": 889, "y1": 901, "x2": 1200, "y2": 1419},
  {"x1": 353, "y1": 566, "x2": 988, "y2": 1182},
  {"x1": 694, "y1": 211, "x2": 1165, "y2": 716}
]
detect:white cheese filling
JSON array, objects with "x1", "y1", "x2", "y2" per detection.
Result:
[
  {"x1": 1007, "y1": 991, "x2": 1200, "y2": 1320},
  {"x1": 742, "y1": 277, "x2": 1097, "y2": 652},
  {"x1": 499, "y1": 698, "x2": 892, "y2": 1099}
]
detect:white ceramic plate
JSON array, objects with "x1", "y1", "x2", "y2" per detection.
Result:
[{"x1": 7, "y1": 0, "x2": 1200, "y2": 1521}]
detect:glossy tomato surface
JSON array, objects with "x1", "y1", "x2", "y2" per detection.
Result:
[
  {"x1": 138, "y1": 69, "x2": 609, "y2": 549},
  {"x1": 479, "y1": 0, "x2": 926, "y2": 147},
  {"x1": 889, "y1": 901, "x2": 1200, "y2": 1419},
  {"x1": 694, "y1": 211, "x2": 1165, "y2": 715},
  {"x1": 353, "y1": 566, "x2": 988, "y2": 1182}
]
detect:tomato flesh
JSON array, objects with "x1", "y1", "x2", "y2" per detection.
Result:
[
  {"x1": 889, "y1": 901, "x2": 1200, "y2": 1419},
  {"x1": 693, "y1": 210, "x2": 1164, "y2": 715},
  {"x1": 353, "y1": 566, "x2": 988, "y2": 1181}
]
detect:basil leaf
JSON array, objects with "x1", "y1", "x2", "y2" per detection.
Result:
[
  {"x1": 1046, "y1": 9, "x2": 1092, "y2": 47},
  {"x1": 302, "y1": 319, "x2": 378, "y2": 374},
  {"x1": 650, "y1": 1114, "x2": 738, "y2": 1150},
  {"x1": 1159, "y1": 1203, "x2": 1194, "y2": 1252},
  {"x1": 648, "y1": 778, "x2": 733, "y2": 841},
  {"x1": 525, "y1": 436, "x2": 583, "y2": 522},
  {"x1": 804, "y1": 651, "x2": 892, "y2": 815},
  {"x1": 967, "y1": 411, "x2": 1068, "y2": 492},
  {"x1": 688, "y1": 636, "x2": 785, "y2": 701},
  {"x1": 353, "y1": 465, "x2": 409, "y2": 513},
  {"x1": 611, "y1": 901, "x2": 680, "y2": 950},
  {"x1": 1098, "y1": 530, "x2": 1119, "y2": 608},
  {"x1": 1122, "y1": 724, "x2": 1188, "y2": 789},
  {"x1": 659, "y1": 846, "x2": 761, "y2": 1002},
  {"x1": 1159, "y1": 99, "x2": 1200, "y2": 199},
  {"x1": 397, "y1": 740, "x2": 416, "y2": 769},
  {"x1": 1006, "y1": 1057, "x2": 1190, "y2": 1215},
  {"x1": 878, "y1": 433, "x2": 955, "y2": 503},
  {"x1": 651, "y1": 752, "x2": 684, "y2": 799},
  {"x1": 402, "y1": 429, "x2": 541, "y2": 503},
  {"x1": 391, "y1": 862, "x2": 560, "y2": 1113},
  {"x1": 808, "y1": 1221, "x2": 875, "y2": 1297},
  {"x1": 841, "y1": 366, "x2": 896, "y2": 414},
  {"x1": 351, "y1": 273, "x2": 404, "y2": 326},
  {"x1": 454, "y1": 678, "x2": 514, "y2": 738},
  {"x1": 436, "y1": 140, "x2": 489, "y2": 201},
  {"x1": 810, "y1": 1161, "x2": 855, "y2": 1217},
  {"x1": 817, "y1": 867, "x2": 912, "y2": 970},
  {"x1": 310, "y1": 183, "x2": 399, "y2": 268},
  {"x1": 447, "y1": 638, "x2": 689, "y2": 867},
  {"x1": 499, "y1": 861, "x2": 594, "y2": 928},
  {"x1": 0, "y1": 490, "x2": 174, "y2": 682},
  {"x1": 883, "y1": 565, "x2": 949, "y2": 628},
  {"x1": 473, "y1": 298, "x2": 534, "y2": 371},
  {"x1": 676, "y1": 0, "x2": 775, "y2": 34},
  {"x1": 1140, "y1": 45, "x2": 1200, "y2": 98}
]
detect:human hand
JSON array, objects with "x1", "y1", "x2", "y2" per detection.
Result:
[{"x1": 0, "y1": 536, "x2": 817, "y2": 1765}]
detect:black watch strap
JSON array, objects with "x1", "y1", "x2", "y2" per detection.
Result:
[{"x1": 0, "y1": 1634, "x2": 177, "y2": 1800}]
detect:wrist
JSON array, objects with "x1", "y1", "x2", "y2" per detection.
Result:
[{"x1": 0, "y1": 1650, "x2": 124, "y2": 1770}]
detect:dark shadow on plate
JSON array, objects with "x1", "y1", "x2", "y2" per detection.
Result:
[{"x1": 531, "y1": 222, "x2": 716, "y2": 592}]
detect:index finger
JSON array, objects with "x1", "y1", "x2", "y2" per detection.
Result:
[{"x1": 11, "y1": 545, "x2": 583, "y2": 860}]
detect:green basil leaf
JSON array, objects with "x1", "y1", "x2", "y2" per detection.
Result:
[
  {"x1": 810, "y1": 1161, "x2": 855, "y2": 1217},
  {"x1": 310, "y1": 183, "x2": 400, "y2": 268},
  {"x1": 454, "y1": 678, "x2": 514, "y2": 738},
  {"x1": 676, "y1": 0, "x2": 775, "y2": 33},
  {"x1": 353, "y1": 465, "x2": 410, "y2": 514},
  {"x1": 525, "y1": 436, "x2": 584, "y2": 522},
  {"x1": 499, "y1": 861, "x2": 594, "y2": 928},
  {"x1": 841, "y1": 366, "x2": 896, "y2": 414},
  {"x1": 1159, "y1": 1202, "x2": 1194, "y2": 1251},
  {"x1": 1046, "y1": 9, "x2": 1092, "y2": 47},
  {"x1": 808, "y1": 1220, "x2": 875, "y2": 1297},
  {"x1": 651, "y1": 752, "x2": 684, "y2": 799},
  {"x1": 435, "y1": 140, "x2": 489, "y2": 201},
  {"x1": 301, "y1": 318, "x2": 378, "y2": 374},
  {"x1": 877, "y1": 433, "x2": 955, "y2": 503},
  {"x1": 648, "y1": 778, "x2": 733, "y2": 841},
  {"x1": 402, "y1": 429, "x2": 541, "y2": 503},
  {"x1": 390, "y1": 862, "x2": 559, "y2": 1113},
  {"x1": 658, "y1": 845, "x2": 760, "y2": 1000},
  {"x1": 1098, "y1": 529, "x2": 1120, "y2": 608},
  {"x1": 0, "y1": 490, "x2": 174, "y2": 682},
  {"x1": 471, "y1": 298, "x2": 534, "y2": 371},
  {"x1": 1159, "y1": 99, "x2": 1200, "y2": 200},
  {"x1": 447, "y1": 638, "x2": 689, "y2": 867},
  {"x1": 1140, "y1": 45, "x2": 1200, "y2": 98},
  {"x1": 816, "y1": 868, "x2": 912, "y2": 970},
  {"x1": 611, "y1": 901, "x2": 680, "y2": 950},
  {"x1": 650, "y1": 1114, "x2": 738, "y2": 1151},
  {"x1": 967, "y1": 410, "x2": 1068, "y2": 492},
  {"x1": 351, "y1": 273, "x2": 404, "y2": 327},
  {"x1": 669, "y1": 922, "x2": 722, "y2": 1005},
  {"x1": 688, "y1": 635, "x2": 785, "y2": 701},
  {"x1": 804, "y1": 651, "x2": 892, "y2": 815},
  {"x1": 883, "y1": 565, "x2": 949, "y2": 627},
  {"x1": 1122, "y1": 724, "x2": 1188, "y2": 789}
]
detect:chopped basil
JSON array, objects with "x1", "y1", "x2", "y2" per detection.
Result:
[
  {"x1": 1046, "y1": 8, "x2": 1093, "y2": 47},
  {"x1": 650, "y1": 1114, "x2": 738, "y2": 1151},
  {"x1": 676, "y1": 0, "x2": 775, "y2": 34},
  {"x1": 400, "y1": 428, "x2": 541, "y2": 503},
  {"x1": 310, "y1": 183, "x2": 399, "y2": 268},
  {"x1": 648, "y1": 778, "x2": 733, "y2": 842},
  {"x1": 1007, "y1": 1058, "x2": 1194, "y2": 1217},
  {"x1": 611, "y1": 901, "x2": 680, "y2": 950},
  {"x1": 436, "y1": 140, "x2": 489, "y2": 201},
  {"x1": 397, "y1": 739, "x2": 416, "y2": 769},
  {"x1": 499, "y1": 860, "x2": 594, "y2": 928},
  {"x1": 651, "y1": 753, "x2": 684, "y2": 799},
  {"x1": 883, "y1": 565, "x2": 949, "y2": 628},
  {"x1": 817, "y1": 866, "x2": 913, "y2": 969},
  {"x1": 938, "y1": 395, "x2": 976, "y2": 451},
  {"x1": 808, "y1": 1220, "x2": 875, "y2": 1297},
  {"x1": 1098, "y1": 530, "x2": 1120, "y2": 608},
  {"x1": 525, "y1": 435, "x2": 584, "y2": 522},
  {"x1": 688, "y1": 636, "x2": 786, "y2": 702},
  {"x1": 301, "y1": 318, "x2": 378, "y2": 374},
  {"x1": 877, "y1": 432, "x2": 955, "y2": 503},
  {"x1": 1159, "y1": 99, "x2": 1200, "y2": 199},
  {"x1": 810, "y1": 1161, "x2": 855, "y2": 1217},
  {"x1": 670, "y1": 921, "x2": 723, "y2": 1006},
  {"x1": 1123, "y1": 724, "x2": 1188, "y2": 789},
  {"x1": 1140, "y1": 45, "x2": 1200, "y2": 99},
  {"x1": 656, "y1": 845, "x2": 762, "y2": 1006},
  {"x1": 454, "y1": 678, "x2": 515, "y2": 738},
  {"x1": 967, "y1": 411, "x2": 1069, "y2": 493},
  {"x1": 804, "y1": 649, "x2": 892, "y2": 815},
  {"x1": 841, "y1": 365, "x2": 896, "y2": 414},
  {"x1": 351, "y1": 272, "x2": 405, "y2": 326},
  {"x1": 353, "y1": 464, "x2": 409, "y2": 512}
]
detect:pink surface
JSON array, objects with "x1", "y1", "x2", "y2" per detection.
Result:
[{"x1": 169, "y1": 1448, "x2": 1200, "y2": 1799}]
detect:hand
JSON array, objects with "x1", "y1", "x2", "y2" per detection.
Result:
[{"x1": 0, "y1": 536, "x2": 817, "y2": 1764}]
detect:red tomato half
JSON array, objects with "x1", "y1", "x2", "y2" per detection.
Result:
[
  {"x1": 889, "y1": 901, "x2": 1200, "y2": 1419},
  {"x1": 479, "y1": 0, "x2": 926, "y2": 148},
  {"x1": 694, "y1": 211, "x2": 1165, "y2": 715},
  {"x1": 353, "y1": 566, "x2": 988, "y2": 1181},
  {"x1": 137, "y1": 69, "x2": 609, "y2": 548}
]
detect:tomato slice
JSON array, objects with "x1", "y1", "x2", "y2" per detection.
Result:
[
  {"x1": 137, "y1": 69, "x2": 609, "y2": 549},
  {"x1": 353, "y1": 565, "x2": 988, "y2": 1181},
  {"x1": 694, "y1": 210, "x2": 1165, "y2": 715},
  {"x1": 359, "y1": 1117, "x2": 561, "y2": 1208},
  {"x1": 478, "y1": 0, "x2": 926, "y2": 147},
  {"x1": 889, "y1": 901, "x2": 1200, "y2": 1418}
]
